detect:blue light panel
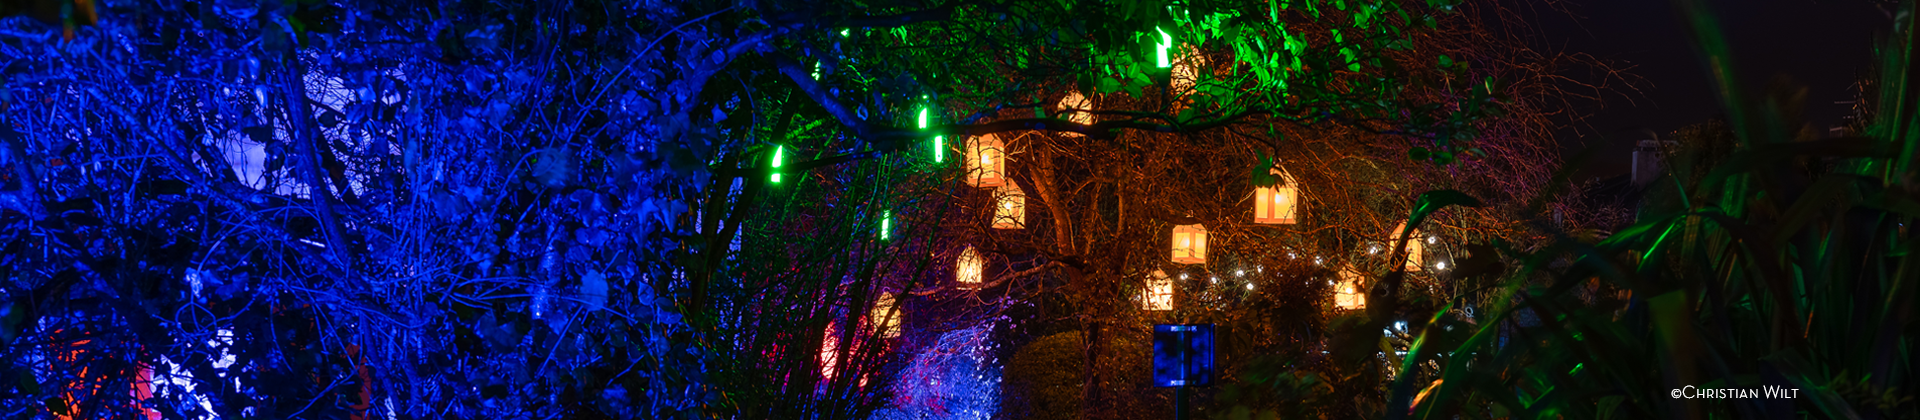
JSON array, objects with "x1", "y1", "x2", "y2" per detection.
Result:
[{"x1": 1151, "y1": 324, "x2": 1215, "y2": 387}]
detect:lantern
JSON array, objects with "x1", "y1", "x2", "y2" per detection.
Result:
[
  {"x1": 1254, "y1": 166, "x2": 1299, "y2": 224},
  {"x1": 47, "y1": 329, "x2": 162, "y2": 420},
  {"x1": 957, "y1": 246, "x2": 984, "y2": 288},
  {"x1": 1171, "y1": 224, "x2": 1207, "y2": 264},
  {"x1": 992, "y1": 185, "x2": 1025, "y2": 229},
  {"x1": 870, "y1": 292, "x2": 902, "y2": 338},
  {"x1": 1059, "y1": 91, "x2": 1094, "y2": 137},
  {"x1": 820, "y1": 322, "x2": 841, "y2": 379},
  {"x1": 1334, "y1": 265, "x2": 1367, "y2": 310},
  {"x1": 1170, "y1": 44, "x2": 1205, "y2": 112},
  {"x1": 1391, "y1": 221, "x2": 1425, "y2": 272},
  {"x1": 966, "y1": 134, "x2": 1006, "y2": 187},
  {"x1": 1142, "y1": 269, "x2": 1175, "y2": 311}
]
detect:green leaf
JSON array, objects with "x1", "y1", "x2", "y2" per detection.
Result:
[
  {"x1": 1250, "y1": 152, "x2": 1281, "y2": 187},
  {"x1": 1096, "y1": 76, "x2": 1122, "y2": 94},
  {"x1": 1408, "y1": 146, "x2": 1430, "y2": 161},
  {"x1": 45, "y1": 397, "x2": 67, "y2": 416},
  {"x1": 1406, "y1": 190, "x2": 1483, "y2": 237}
]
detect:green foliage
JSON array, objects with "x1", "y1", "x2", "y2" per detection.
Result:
[
  {"x1": 1376, "y1": 2, "x2": 1920, "y2": 419},
  {"x1": 1004, "y1": 332, "x2": 1089, "y2": 420},
  {"x1": 1003, "y1": 331, "x2": 1157, "y2": 420}
]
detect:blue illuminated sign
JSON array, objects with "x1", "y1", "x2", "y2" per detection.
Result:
[{"x1": 1152, "y1": 324, "x2": 1215, "y2": 387}]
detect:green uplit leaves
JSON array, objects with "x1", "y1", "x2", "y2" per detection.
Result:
[
  {"x1": 1406, "y1": 190, "x2": 1483, "y2": 237},
  {"x1": 1251, "y1": 151, "x2": 1283, "y2": 187}
]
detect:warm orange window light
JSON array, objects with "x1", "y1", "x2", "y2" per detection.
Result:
[
  {"x1": 956, "y1": 246, "x2": 984, "y2": 288},
  {"x1": 992, "y1": 185, "x2": 1025, "y2": 229},
  {"x1": 870, "y1": 292, "x2": 902, "y2": 339},
  {"x1": 1334, "y1": 265, "x2": 1367, "y2": 310},
  {"x1": 966, "y1": 133, "x2": 1006, "y2": 187},
  {"x1": 1391, "y1": 221, "x2": 1425, "y2": 272},
  {"x1": 1059, "y1": 91, "x2": 1094, "y2": 137},
  {"x1": 1142, "y1": 269, "x2": 1175, "y2": 311},
  {"x1": 1254, "y1": 167, "x2": 1300, "y2": 224},
  {"x1": 1171, "y1": 224, "x2": 1207, "y2": 264}
]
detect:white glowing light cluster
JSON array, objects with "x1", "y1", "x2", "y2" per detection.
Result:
[{"x1": 868, "y1": 323, "x2": 1002, "y2": 420}]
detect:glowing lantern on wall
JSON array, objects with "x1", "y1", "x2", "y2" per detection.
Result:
[
  {"x1": 1334, "y1": 265, "x2": 1367, "y2": 310},
  {"x1": 1391, "y1": 221, "x2": 1425, "y2": 272},
  {"x1": 957, "y1": 246, "x2": 984, "y2": 289},
  {"x1": 1059, "y1": 91, "x2": 1094, "y2": 137},
  {"x1": 992, "y1": 185, "x2": 1025, "y2": 229},
  {"x1": 1142, "y1": 269, "x2": 1175, "y2": 311},
  {"x1": 1171, "y1": 224, "x2": 1207, "y2": 264},
  {"x1": 1254, "y1": 167, "x2": 1299, "y2": 224},
  {"x1": 870, "y1": 292, "x2": 902, "y2": 339},
  {"x1": 966, "y1": 134, "x2": 1006, "y2": 187}
]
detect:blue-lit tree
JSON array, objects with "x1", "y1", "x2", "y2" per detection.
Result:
[{"x1": 0, "y1": 0, "x2": 1627, "y2": 419}]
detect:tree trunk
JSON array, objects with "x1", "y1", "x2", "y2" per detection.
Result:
[{"x1": 1082, "y1": 319, "x2": 1104, "y2": 420}]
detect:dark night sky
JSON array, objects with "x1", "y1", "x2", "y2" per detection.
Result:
[{"x1": 1527, "y1": 0, "x2": 1889, "y2": 181}]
